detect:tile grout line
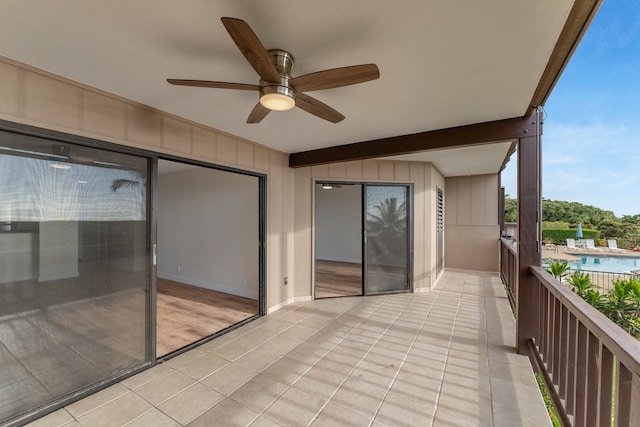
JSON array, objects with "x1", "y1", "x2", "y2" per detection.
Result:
[
  {"x1": 427, "y1": 283, "x2": 466, "y2": 427},
  {"x1": 295, "y1": 294, "x2": 418, "y2": 426},
  {"x1": 366, "y1": 292, "x2": 440, "y2": 426}
]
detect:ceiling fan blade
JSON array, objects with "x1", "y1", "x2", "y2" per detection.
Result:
[
  {"x1": 295, "y1": 93, "x2": 345, "y2": 123},
  {"x1": 290, "y1": 64, "x2": 380, "y2": 92},
  {"x1": 167, "y1": 79, "x2": 259, "y2": 91},
  {"x1": 221, "y1": 17, "x2": 281, "y2": 83},
  {"x1": 247, "y1": 103, "x2": 271, "y2": 124}
]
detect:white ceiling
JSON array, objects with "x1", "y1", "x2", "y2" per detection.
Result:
[
  {"x1": 0, "y1": 1, "x2": 573, "y2": 176},
  {"x1": 385, "y1": 141, "x2": 514, "y2": 177}
]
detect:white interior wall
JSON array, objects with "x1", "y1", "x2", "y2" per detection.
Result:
[
  {"x1": 157, "y1": 165, "x2": 259, "y2": 299},
  {"x1": 315, "y1": 184, "x2": 362, "y2": 264},
  {"x1": 38, "y1": 221, "x2": 79, "y2": 282},
  {"x1": 0, "y1": 233, "x2": 35, "y2": 284}
]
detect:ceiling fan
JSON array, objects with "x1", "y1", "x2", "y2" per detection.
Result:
[{"x1": 167, "y1": 17, "x2": 380, "y2": 124}]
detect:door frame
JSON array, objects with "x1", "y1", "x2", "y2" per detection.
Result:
[
  {"x1": 312, "y1": 179, "x2": 414, "y2": 298},
  {"x1": 153, "y1": 154, "x2": 268, "y2": 360}
]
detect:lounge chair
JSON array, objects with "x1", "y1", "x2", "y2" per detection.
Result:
[
  {"x1": 585, "y1": 239, "x2": 603, "y2": 251},
  {"x1": 566, "y1": 238, "x2": 576, "y2": 250},
  {"x1": 607, "y1": 239, "x2": 625, "y2": 252}
]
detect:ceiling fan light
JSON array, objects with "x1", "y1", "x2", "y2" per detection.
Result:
[
  {"x1": 260, "y1": 93, "x2": 295, "y2": 111},
  {"x1": 49, "y1": 163, "x2": 71, "y2": 170},
  {"x1": 321, "y1": 183, "x2": 333, "y2": 190},
  {"x1": 259, "y1": 84, "x2": 296, "y2": 111}
]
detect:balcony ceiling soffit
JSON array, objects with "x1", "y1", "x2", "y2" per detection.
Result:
[{"x1": 0, "y1": 0, "x2": 593, "y2": 174}]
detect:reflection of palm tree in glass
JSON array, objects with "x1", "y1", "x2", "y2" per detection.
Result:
[
  {"x1": 111, "y1": 179, "x2": 140, "y2": 192},
  {"x1": 367, "y1": 197, "x2": 406, "y2": 237}
]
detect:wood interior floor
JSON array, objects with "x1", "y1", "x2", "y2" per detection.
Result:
[
  {"x1": 156, "y1": 279, "x2": 258, "y2": 357},
  {"x1": 315, "y1": 260, "x2": 363, "y2": 298}
]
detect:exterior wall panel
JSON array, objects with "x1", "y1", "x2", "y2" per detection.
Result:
[
  {"x1": 237, "y1": 140, "x2": 255, "y2": 169},
  {"x1": 127, "y1": 104, "x2": 163, "y2": 148},
  {"x1": 0, "y1": 61, "x2": 20, "y2": 116},
  {"x1": 82, "y1": 91, "x2": 126, "y2": 140},
  {"x1": 328, "y1": 162, "x2": 346, "y2": 179},
  {"x1": 409, "y1": 163, "x2": 426, "y2": 288},
  {"x1": 192, "y1": 126, "x2": 218, "y2": 160},
  {"x1": 26, "y1": 71, "x2": 80, "y2": 130},
  {"x1": 345, "y1": 161, "x2": 363, "y2": 180},
  {"x1": 445, "y1": 174, "x2": 499, "y2": 271},
  {"x1": 293, "y1": 167, "x2": 313, "y2": 299},
  {"x1": 162, "y1": 116, "x2": 191, "y2": 154}
]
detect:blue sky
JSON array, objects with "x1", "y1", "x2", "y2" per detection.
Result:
[{"x1": 501, "y1": 0, "x2": 640, "y2": 217}]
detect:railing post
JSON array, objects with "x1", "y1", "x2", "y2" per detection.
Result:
[
  {"x1": 499, "y1": 185, "x2": 505, "y2": 235},
  {"x1": 516, "y1": 108, "x2": 542, "y2": 355}
]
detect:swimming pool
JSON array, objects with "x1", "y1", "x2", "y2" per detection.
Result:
[{"x1": 564, "y1": 255, "x2": 640, "y2": 274}]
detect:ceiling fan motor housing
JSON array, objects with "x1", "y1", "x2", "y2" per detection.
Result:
[{"x1": 259, "y1": 49, "x2": 296, "y2": 109}]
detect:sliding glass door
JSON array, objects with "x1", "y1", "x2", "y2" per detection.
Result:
[
  {"x1": 156, "y1": 159, "x2": 262, "y2": 356},
  {"x1": 314, "y1": 182, "x2": 411, "y2": 298},
  {"x1": 0, "y1": 130, "x2": 151, "y2": 425},
  {"x1": 364, "y1": 185, "x2": 411, "y2": 294}
]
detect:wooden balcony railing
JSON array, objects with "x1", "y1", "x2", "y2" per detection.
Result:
[
  {"x1": 500, "y1": 237, "x2": 518, "y2": 307},
  {"x1": 498, "y1": 238, "x2": 640, "y2": 425},
  {"x1": 530, "y1": 266, "x2": 640, "y2": 426}
]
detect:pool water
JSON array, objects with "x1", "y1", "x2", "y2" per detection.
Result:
[{"x1": 565, "y1": 255, "x2": 640, "y2": 274}]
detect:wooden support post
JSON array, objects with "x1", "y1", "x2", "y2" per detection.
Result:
[
  {"x1": 517, "y1": 108, "x2": 542, "y2": 355},
  {"x1": 498, "y1": 185, "x2": 505, "y2": 236}
]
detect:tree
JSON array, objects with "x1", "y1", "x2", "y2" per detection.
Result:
[
  {"x1": 622, "y1": 214, "x2": 640, "y2": 225},
  {"x1": 541, "y1": 199, "x2": 618, "y2": 228},
  {"x1": 367, "y1": 197, "x2": 406, "y2": 237},
  {"x1": 111, "y1": 178, "x2": 140, "y2": 192},
  {"x1": 505, "y1": 196, "x2": 639, "y2": 247},
  {"x1": 504, "y1": 196, "x2": 517, "y2": 222}
]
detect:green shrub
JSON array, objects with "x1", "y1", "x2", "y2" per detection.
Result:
[
  {"x1": 542, "y1": 228, "x2": 601, "y2": 245},
  {"x1": 535, "y1": 373, "x2": 561, "y2": 426},
  {"x1": 542, "y1": 221, "x2": 570, "y2": 229},
  {"x1": 569, "y1": 274, "x2": 640, "y2": 339},
  {"x1": 601, "y1": 278, "x2": 640, "y2": 338},
  {"x1": 569, "y1": 271, "x2": 593, "y2": 296},
  {"x1": 545, "y1": 260, "x2": 570, "y2": 281}
]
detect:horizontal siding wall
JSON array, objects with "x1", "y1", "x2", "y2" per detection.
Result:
[
  {"x1": 445, "y1": 174, "x2": 500, "y2": 271},
  {"x1": 0, "y1": 57, "x2": 295, "y2": 310},
  {"x1": 294, "y1": 160, "x2": 445, "y2": 294}
]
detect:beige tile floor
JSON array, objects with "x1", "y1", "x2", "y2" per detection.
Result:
[{"x1": 28, "y1": 270, "x2": 550, "y2": 427}]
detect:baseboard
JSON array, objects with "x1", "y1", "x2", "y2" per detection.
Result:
[
  {"x1": 267, "y1": 295, "x2": 312, "y2": 314},
  {"x1": 38, "y1": 271, "x2": 79, "y2": 283},
  {"x1": 158, "y1": 273, "x2": 258, "y2": 300},
  {"x1": 430, "y1": 271, "x2": 446, "y2": 289}
]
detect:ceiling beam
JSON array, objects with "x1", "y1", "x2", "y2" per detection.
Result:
[
  {"x1": 527, "y1": 0, "x2": 603, "y2": 112},
  {"x1": 289, "y1": 115, "x2": 537, "y2": 168}
]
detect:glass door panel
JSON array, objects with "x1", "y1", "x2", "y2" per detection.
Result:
[
  {"x1": 314, "y1": 183, "x2": 363, "y2": 298},
  {"x1": 364, "y1": 185, "x2": 411, "y2": 294},
  {"x1": 156, "y1": 160, "x2": 261, "y2": 356},
  {"x1": 0, "y1": 130, "x2": 151, "y2": 424}
]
